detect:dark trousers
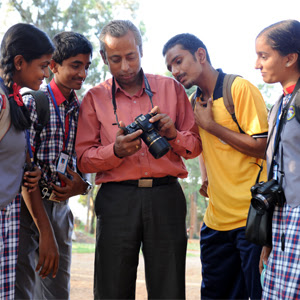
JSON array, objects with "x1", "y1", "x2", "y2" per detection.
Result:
[
  {"x1": 200, "y1": 223, "x2": 262, "y2": 300},
  {"x1": 94, "y1": 181, "x2": 187, "y2": 299}
]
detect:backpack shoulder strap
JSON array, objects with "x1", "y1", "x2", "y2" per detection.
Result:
[
  {"x1": 0, "y1": 87, "x2": 11, "y2": 141},
  {"x1": 21, "y1": 89, "x2": 50, "y2": 130},
  {"x1": 190, "y1": 87, "x2": 202, "y2": 110},
  {"x1": 190, "y1": 91, "x2": 196, "y2": 110},
  {"x1": 21, "y1": 89, "x2": 50, "y2": 161},
  {"x1": 223, "y1": 74, "x2": 245, "y2": 134}
]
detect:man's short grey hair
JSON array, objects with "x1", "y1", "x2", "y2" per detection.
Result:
[{"x1": 99, "y1": 20, "x2": 143, "y2": 59}]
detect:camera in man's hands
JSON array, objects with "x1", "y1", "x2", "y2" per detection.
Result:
[
  {"x1": 251, "y1": 179, "x2": 285, "y2": 212},
  {"x1": 123, "y1": 112, "x2": 171, "y2": 159}
]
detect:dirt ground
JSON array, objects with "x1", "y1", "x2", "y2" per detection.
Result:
[{"x1": 70, "y1": 234, "x2": 201, "y2": 300}]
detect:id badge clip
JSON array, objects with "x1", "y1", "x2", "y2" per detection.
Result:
[{"x1": 57, "y1": 151, "x2": 69, "y2": 174}]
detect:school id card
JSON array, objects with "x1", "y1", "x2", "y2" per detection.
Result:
[{"x1": 56, "y1": 151, "x2": 69, "y2": 174}]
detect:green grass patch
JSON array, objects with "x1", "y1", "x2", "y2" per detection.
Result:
[
  {"x1": 186, "y1": 252, "x2": 199, "y2": 257},
  {"x1": 72, "y1": 242, "x2": 95, "y2": 253}
]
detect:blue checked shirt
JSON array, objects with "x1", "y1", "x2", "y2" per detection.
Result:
[{"x1": 23, "y1": 79, "x2": 80, "y2": 187}]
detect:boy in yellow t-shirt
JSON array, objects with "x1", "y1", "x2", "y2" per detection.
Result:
[{"x1": 163, "y1": 33, "x2": 268, "y2": 299}]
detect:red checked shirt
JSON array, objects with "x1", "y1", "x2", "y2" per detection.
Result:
[
  {"x1": 23, "y1": 79, "x2": 80, "y2": 186},
  {"x1": 75, "y1": 72, "x2": 202, "y2": 184}
]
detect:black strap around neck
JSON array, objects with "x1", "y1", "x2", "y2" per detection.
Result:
[
  {"x1": 268, "y1": 77, "x2": 300, "y2": 178},
  {"x1": 111, "y1": 74, "x2": 154, "y2": 128},
  {"x1": 255, "y1": 77, "x2": 300, "y2": 183}
]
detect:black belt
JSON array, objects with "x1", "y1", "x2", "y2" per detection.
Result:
[{"x1": 114, "y1": 176, "x2": 178, "y2": 188}]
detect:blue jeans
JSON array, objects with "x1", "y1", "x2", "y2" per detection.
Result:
[{"x1": 200, "y1": 223, "x2": 262, "y2": 300}]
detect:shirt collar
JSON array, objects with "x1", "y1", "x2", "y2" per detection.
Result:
[
  {"x1": 283, "y1": 84, "x2": 296, "y2": 96},
  {"x1": 49, "y1": 78, "x2": 79, "y2": 106},
  {"x1": 113, "y1": 69, "x2": 156, "y2": 98},
  {"x1": 49, "y1": 79, "x2": 67, "y2": 105},
  {"x1": 195, "y1": 68, "x2": 224, "y2": 100}
]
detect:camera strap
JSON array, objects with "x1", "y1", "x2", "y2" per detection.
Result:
[
  {"x1": 255, "y1": 77, "x2": 300, "y2": 184},
  {"x1": 269, "y1": 78, "x2": 300, "y2": 178},
  {"x1": 25, "y1": 129, "x2": 35, "y2": 167},
  {"x1": 111, "y1": 73, "x2": 154, "y2": 129}
]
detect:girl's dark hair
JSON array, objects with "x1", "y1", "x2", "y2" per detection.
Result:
[
  {"x1": 257, "y1": 19, "x2": 300, "y2": 71},
  {"x1": 0, "y1": 23, "x2": 54, "y2": 131},
  {"x1": 52, "y1": 31, "x2": 93, "y2": 65},
  {"x1": 162, "y1": 33, "x2": 211, "y2": 64}
]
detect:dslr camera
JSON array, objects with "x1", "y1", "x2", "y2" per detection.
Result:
[
  {"x1": 251, "y1": 179, "x2": 285, "y2": 212},
  {"x1": 123, "y1": 112, "x2": 171, "y2": 159}
]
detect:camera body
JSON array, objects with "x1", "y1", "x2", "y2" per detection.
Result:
[
  {"x1": 251, "y1": 179, "x2": 285, "y2": 212},
  {"x1": 123, "y1": 112, "x2": 171, "y2": 159}
]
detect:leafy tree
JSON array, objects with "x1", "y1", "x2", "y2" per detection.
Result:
[
  {"x1": 179, "y1": 157, "x2": 208, "y2": 239},
  {"x1": 6, "y1": 0, "x2": 143, "y2": 234},
  {"x1": 7, "y1": 0, "x2": 144, "y2": 95},
  {"x1": 257, "y1": 82, "x2": 275, "y2": 110},
  {"x1": 78, "y1": 174, "x2": 99, "y2": 234}
]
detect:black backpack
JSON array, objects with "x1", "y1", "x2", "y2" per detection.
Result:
[{"x1": 21, "y1": 89, "x2": 50, "y2": 161}]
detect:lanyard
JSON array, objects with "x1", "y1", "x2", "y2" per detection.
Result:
[
  {"x1": 111, "y1": 73, "x2": 154, "y2": 128},
  {"x1": 270, "y1": 77, "x2": 300, "y2": 180},
  {"x1": 274, "y1": 100, "x2": 283, "y2": 153},
  {"x1": 25, "y1": 129, "x2": 35, "y2": 166},
  {"x1": 47, "y1": 84, "x2": 72, "y2": 150}
]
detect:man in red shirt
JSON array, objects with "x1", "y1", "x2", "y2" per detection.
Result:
[{"x1": 75, "y1": 20, "x2": 201, "y2": 299}]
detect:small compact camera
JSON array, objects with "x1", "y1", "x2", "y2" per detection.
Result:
[
  {"x1": 251, "y1": 179, "x2": 285, "y2": 212},
  {"x1": 123, "y1": 112, "x2": 171, "y2": 159}
]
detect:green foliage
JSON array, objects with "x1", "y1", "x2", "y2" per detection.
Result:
[
  {"x1": 72, "y1": 242, "x2": 95, "y2": 253},
  {"x1": 179, "y1": 157, "x2": 208, "y2": 226},
  {"x1": 257, "y1": 82, "x2": 275, "y2": 109},
  {"x1": 7, "y1": 0, "x2": 142, "y2": 97}
]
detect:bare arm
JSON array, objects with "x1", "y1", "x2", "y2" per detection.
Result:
[
  {"x1": 198, "y1": 154, "x2": 208, "y2": 198},
  {"x1": 194, "y1": 99, "x2": 267, "y2": 159},
  {"x1": 259, "y1": 246, "x2": 272, "y2": 273},
  {"x1": 21, "y1": 186, "x2": 59, "y2": 279}
]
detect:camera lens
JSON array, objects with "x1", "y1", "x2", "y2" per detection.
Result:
[
  {"x1": 142, "y1": 131, "x2": 171, "y2": 159},
  {"x1": 148, "y1": 136, "x2": 171, "y2": 159},
  {"x1": 251, "y1": 194, "x2": 271, "y2": 212}
]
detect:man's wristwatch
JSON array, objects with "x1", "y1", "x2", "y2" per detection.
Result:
[{"x1": 82, "y1": 179, "x2": 93, "y2": 195}]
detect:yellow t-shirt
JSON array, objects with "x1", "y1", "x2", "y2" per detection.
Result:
[{"x1": 194, "y1": 74, "x2": 268, "y2": 231}]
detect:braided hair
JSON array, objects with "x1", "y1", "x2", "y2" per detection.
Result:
[{"x1": 0, "y1": 23, "x2": 54, "y2": 131}]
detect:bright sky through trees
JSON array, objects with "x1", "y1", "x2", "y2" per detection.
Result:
[{"x1": 1, "y1": 0, "x2": 299, "y2": 101}]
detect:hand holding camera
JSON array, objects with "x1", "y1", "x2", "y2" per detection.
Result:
[
  {"x1": 148, "y1": 106, "x2": 177, "y2": 141},
  {"x1": 114, "y1": 120, "x2": 143, "y2": 158},
  {"x1": 117, "y1": 107, "x2": 171, "y2": 159}
]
